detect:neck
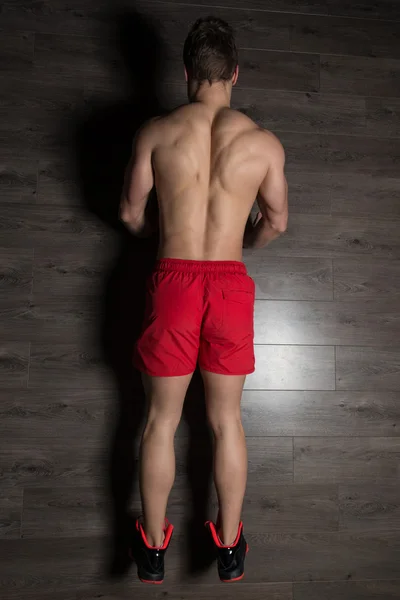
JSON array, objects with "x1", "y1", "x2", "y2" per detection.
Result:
[{"x1": 188, "y1": 80, "x2": 232, "y2": 109}]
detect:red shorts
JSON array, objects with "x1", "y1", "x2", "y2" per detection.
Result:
[{"x1": 134, "y1": 259, "x2": 255, "y2": 377}]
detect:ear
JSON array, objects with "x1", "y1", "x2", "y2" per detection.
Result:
[
  {"x1": 184, "y1": 67, "x2": 188, "y2": 82},
  {"x1": 232, "y1": 65, "x2": 239, "y2": 86}
]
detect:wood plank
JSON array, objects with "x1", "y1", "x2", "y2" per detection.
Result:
[
  {"x1": 0, "y1": 342, "x2": 29, "y2": 388},
  {"x1": 0, "y1": 157, "x2": 37, "y2": 202},
  {"x1": 0, "y1": 389, "x2": 112, "y2": 441},
  {"x1": 235, "y1": 88, "x2": 365, "y2": 136},
  {"x1": 320, "y1": 54, "x2": 400, "y2": 97},
  {"x1": 160, "y1": 0, "x2": 400, "y2": 20},
  {"x1": 1, "y1": 530, "x2": 400, "y2": 590},
  {"x1": 281, "y1": 131, "x2": 400, "y2": 177},
  {"x1": 294, "y1": 437, "x2": 400, "y2": 483},
  {"x1": 366, "y1": 96, "x2": 400, "y2": 138},
  {"x1": 331, "y1": 174, "x2": 400, "y2": 218},
  {"x1": 0, "y1": 110, "x2": 74, "y2": 159},
  {"x1": 0, "y1": 203, "x2": 110, "y2": 248},
  {"x1": 134, "y1": 0, "x2": 291, "y2": 52},
  {"x1": 249, "y1": 214, "x2": 400, "y2": 259},
  {"x1": 0, "y1": 248, "x2": 33, "y2": 300},
  {"x1": 37, "y1": 160, "x2": 80, "y2": 205},
  {"x1": 29, "y1": 344, "x2": 114, "y2": 390},
  {"x1": 0, "y1": 485, "x2": 22, "y2": 538},
  {"x1": 245, "y1": 345, "x2": 335, "y2": 390},
  {"x1": 22, "y1": 487, "x2": 106, "y2": 538},
  {"x1": 339, "y1": 483, "x2": 400, "y2": 531},
  {"x1": 0, "y1": 438, "x2": 104, "y2": 487},
  {"x1": 290, "y1": 14, "x2": 400, "y2": 58},
  {"x1": 33, "y1": 245, "x2": 111, "y2": 297},
  {"x1": 336, "y1": 347, "x2": 400, "y2": 391},
  {"x1": 0, "y1": 31, "x2": 33, "y2": 74},
  {"x1": 240, "y1": 483, "x2": 338, "y2": 532},
  {"x1": 0, "y1": 75, "x2": 83, "y2": 116},
  {"x1": 334, "y1": 258, "x2": 400, "y2": 300},
  {"x1": 166, "y1": 46, "x2": 320, "y2": 92},
  {"x1": 0, "y1": 0, "x2": 113, "y2": 36},
  {"x1": 244, "y1": 256, "x2": 333, "y2": 300},
  {"x1": 285, "y1": 171, "x2": 331, "y2": 214},
  {"x1": 254, "y1": 300, "x2": 400, "y2": 346},
  {"x1": 294, "y1": 581, "x2": 400, "y2": 600},
  {"x1": 241, "y1": 391, "x2": 400, "y2": 437}
]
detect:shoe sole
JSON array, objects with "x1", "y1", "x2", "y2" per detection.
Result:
[
  {"x1": 139, "y1": 577, "x2": 163, "y2": 585},
  {"x1": 219, "y1": 543, "x2": 249, "y2": 583}
]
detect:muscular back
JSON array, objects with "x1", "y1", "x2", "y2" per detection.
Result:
[{"x1": 121, "y1": 102, "x2": 287, "y2": 260}]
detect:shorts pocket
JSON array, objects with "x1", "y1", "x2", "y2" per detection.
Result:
[{"x1": 222, "y1": 290, "x2": 254, "y2": 303}]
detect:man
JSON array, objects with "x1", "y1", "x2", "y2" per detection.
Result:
[{"x1": 120, "y1": 16, "x2": 288, "y2": 584}]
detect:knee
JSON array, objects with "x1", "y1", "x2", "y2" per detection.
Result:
[
  {"x1": 144, "y1": 406, "x2": 182, "y2": 438},
  {"x1": 207, "y1": 410, "x2": 243, "y2": 439}
]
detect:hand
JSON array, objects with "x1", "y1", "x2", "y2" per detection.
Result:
[{"x1": 253, "y1": 211, "x2": 263, "y2": 226}]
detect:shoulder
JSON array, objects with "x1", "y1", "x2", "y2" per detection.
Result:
[{"x1": 258, "y1": 129, "x2": 286, "y2": 164}]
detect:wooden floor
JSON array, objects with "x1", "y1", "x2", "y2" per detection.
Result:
[{"x1": 1, "y1": 0, "x2": 400, "y2": 598}]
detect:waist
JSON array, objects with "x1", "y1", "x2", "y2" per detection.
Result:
[{"x1": 154, "y1": 258, "x2": 247, "y2": 274}]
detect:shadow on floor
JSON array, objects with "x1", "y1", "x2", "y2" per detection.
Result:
[{"x1": 74, "y1": 3, "x2": 214, "y2": 579}]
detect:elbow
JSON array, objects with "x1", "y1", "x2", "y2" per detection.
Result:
[
  {"x1": 120, "y1": 202, "x2": 143, "y2": 235},
  {"x1": 271, "y1": 216, "x2": 288, "y2": 235}
]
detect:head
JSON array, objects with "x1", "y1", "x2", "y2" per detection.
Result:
[{"x1": 183, "y1": 17, "x2": 239, "y2": 99}]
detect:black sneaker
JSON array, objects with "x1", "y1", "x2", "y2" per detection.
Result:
[
  {"x1": 206, "y1": 520, "x2": 249, "y2": 582},
  {"x1": 130, "y1": 518, "x2": 174, "y2": 584}
]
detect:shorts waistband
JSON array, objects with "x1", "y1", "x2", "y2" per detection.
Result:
[{"x1": 155, "y1": 258, "x2": 247, "y2": 274}]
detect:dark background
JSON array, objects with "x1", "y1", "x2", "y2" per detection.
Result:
[{"x1": 1, "y1": 1, "x2": 400, "y2": 599}]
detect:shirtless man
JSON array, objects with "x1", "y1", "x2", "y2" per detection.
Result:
[{"x1": 120, "y1": 16, "x2": 288, "y2": 584}]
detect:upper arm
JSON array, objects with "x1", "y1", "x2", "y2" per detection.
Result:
[
  {"x1": 257, "y1": 133, "x2": 288, "y2": 232},
  {"x1": 121, "y1": 122, "x2": 155, "y2": 221}
]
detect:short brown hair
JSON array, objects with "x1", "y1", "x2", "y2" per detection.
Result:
[{"x1": 183, "y1": 17, "x2": 238, "y2": 84}]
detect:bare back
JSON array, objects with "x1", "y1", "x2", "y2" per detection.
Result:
[{"x1": 121, "y1": 102, "x2": 287, "y2": 260}]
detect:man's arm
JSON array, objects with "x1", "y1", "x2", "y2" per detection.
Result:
[
  {"x1": 119, "y1": 122, "x2": 155, "y2": 236},
  {"x1": 244, "y1": 133, "x2": 288, "y2": 249}
]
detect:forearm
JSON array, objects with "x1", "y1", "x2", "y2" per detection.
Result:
[{"x1": 244, "y1": 217, "x2": 282, "y2": 249}]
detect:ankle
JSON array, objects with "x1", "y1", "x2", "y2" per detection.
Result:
[
  {"x1": 218, "y1": 522, "x2": 240, "y2": 547},
  {"x1": 145, "y1": 530, "x2": 165, "y2": 548}
]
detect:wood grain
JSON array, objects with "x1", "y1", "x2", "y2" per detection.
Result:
[
  {"x1": 241, "y1": 391, "x2": 400, "y2": 437},
  {"x1": 366, "y1": 97, "x2": 400, "y2": 138},
  {"x1": 320, "y1": 54, "x2": 400, "y2": 97},
  {"x1": 235, "y1": 88, "x2": 366, "y2": 135},
  {"x1": 244, "y1": 256, "x2": 333, "y2": 300},
  {"x1": 240, "y1": 483, "x2": 339, "y2": 532},
  {"x1": 334, "y1": 258, "x2": 400, "y2": 300},
  {"x1": 294, "y1": 437, "x2": 400, "y2": 483},
  {"x1": 281, "y1": 131, "x2": 400, "y2": 176},
  {"x1": 0, "y1": 248, "x2": 33, "y2": 299},
  {"x1": 339, "y1": 483, "x2": 400, "y2": 531},
  {"x1": 252, "y1": 214, "x2": 400, "y2": 259},
  {"x1": 285, "y1": 171, "x2": 332, "y2": 214},
  {"x1": 336, "y1": 347, "x2": 400, "y2": 391},
  {"x1": 331, "y1": 174, "x2": 400, "y2": 218},
  {"x1": 0, "y1": 485, "x2": 22, "y2": 538},
  {"x1": 22, "y1": 487, "x2": 106, "y2": 538},
  {"x1": 294, "y1": 580, "x2": 400, "y2": 600},
  {"x1": 0, "y1": 342, "x2": 29, "y2": 388},
  {"x1": 166, "y1": 46, "x2": 320, "y2": 92},
  {"x1": 290, "y1": 14, "x2": 400, "y2": 58},
  {"x1": 245, "y1": 345, "x2": 335, "y2": 390},
  {"x1": 0, "y1": 31, "x2": 33, "y2": 74},
  {"x1": 0, "y1": 157, "x2": 37, "y2": 202},
  {"x1": 254, "y1": 300, "x2": 400, "y2": 346},
  {"x1": 28, "y1": 344, "x2": 114, "y2": 390},
  {"x1": 37, "y1": 159, "x2": 81, "y2": 205}
]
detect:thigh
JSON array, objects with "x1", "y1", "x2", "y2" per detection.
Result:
[
  {"x1": 201, "y1": 370, "x2": 246, "y2": 424},
  {"x1": 143, "y1": 373, "x2": 193, "y2": 426}
]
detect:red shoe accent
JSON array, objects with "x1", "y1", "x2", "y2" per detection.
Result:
[
  {"x1": 221, "y1": 573, "x2": 245, "y2": 583},
  {"x1": 136, "y1": 518, "x2": 174, "y2": 550},
  {"x1": 139, "y1": 578, "x2": 163, "y2": 585},
  {"x1": 205, "y1": 520, "x2": 243, "y2": 548}
]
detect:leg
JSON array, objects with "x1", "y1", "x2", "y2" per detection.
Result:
[
  {"x1": 201, "y1": 370, "x2": 247, "y2": 546},
  {"x1": 139, "y1": 373, "x2": 193, "y2": 547}
]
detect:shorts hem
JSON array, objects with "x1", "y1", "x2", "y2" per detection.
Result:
[
  {"x1": 135, "y1": 364, "x2": 196, "y2": 378},
  {"x1": 199, "y1": 365, "x2": 255, "y2": 376}
]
